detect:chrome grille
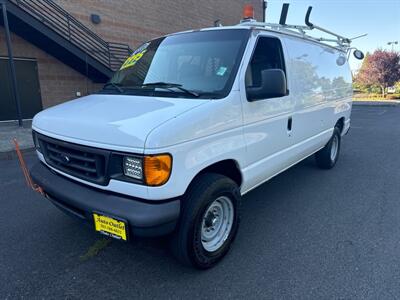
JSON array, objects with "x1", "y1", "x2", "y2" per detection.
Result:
[{"x1": 37, "y1": 134, "x2": 108, "y2": 185}]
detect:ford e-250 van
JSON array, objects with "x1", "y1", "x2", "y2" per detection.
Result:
[{"x1": 29, "y1": 6, "x2": 364, "y2": 268}]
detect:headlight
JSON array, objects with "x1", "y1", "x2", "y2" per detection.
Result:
[
  {"x1": 123, "y1": 156, "x2": 143, "y2": 180},
  {"x1": 122, "y1": 154, "x2": 172, "y2": 186}
]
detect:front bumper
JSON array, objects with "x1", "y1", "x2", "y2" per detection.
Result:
[{"x1": 30, "y1": 161, "x2": 181, "y2": 237}]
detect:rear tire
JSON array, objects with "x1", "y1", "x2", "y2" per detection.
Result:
[
  {"x1": 315, "y1": 127, "x2": 341, "y2": 169},
  {"x1": 170, "y1": 173, "x2": 241, "y2": 269}
]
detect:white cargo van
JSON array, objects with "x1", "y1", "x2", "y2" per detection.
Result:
[{"x1": 30, "y1": 5, "x2": 364, "y2": 268}]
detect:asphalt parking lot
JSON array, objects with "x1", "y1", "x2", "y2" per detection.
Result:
[{"x1": 1, "y1": 105, "x2": 399, "y2": 299}]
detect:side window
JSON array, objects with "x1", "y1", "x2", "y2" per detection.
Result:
[{"x1": 245, "y1": 37, "x2": 286, "y2": 88}]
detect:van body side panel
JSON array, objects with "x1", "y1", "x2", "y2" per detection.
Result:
[
  {"x1": 282, "y1": 36, "x2": 352, "y2": 163},
  {"x1": 239, "y1": 32, "x2": 352, "y2": 195}
]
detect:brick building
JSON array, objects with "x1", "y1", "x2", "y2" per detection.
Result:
[{"x1": 0, "y1": 0, "x2": 262, "y2": 122}]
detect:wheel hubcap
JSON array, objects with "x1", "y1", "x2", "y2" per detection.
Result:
[
  {"x1": 330, "y1": 135, "x2": 339, "y2": 161},
  {"x1": 201, "y1": 196, "x2": 234, "y2": 252}
]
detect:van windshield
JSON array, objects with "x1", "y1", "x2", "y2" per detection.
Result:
[{"x1": 101, "y1": 29, "x2": 250, "y2": 99}]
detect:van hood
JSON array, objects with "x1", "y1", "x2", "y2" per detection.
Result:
[{"x1": 33, "y1": 94, "x2": 208, "y2": 151}]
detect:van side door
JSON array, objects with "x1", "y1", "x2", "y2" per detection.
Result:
[{"x1": 239, "y1": 34, "x2": 296, "y2": 193}]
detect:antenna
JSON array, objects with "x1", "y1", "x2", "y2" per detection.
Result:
[
  {"x1": 279, "y1": 3, "x2": 289, "y2": 25},
  {"x1": 350, "y1": 33, "x2": 368, "y2": 41}
]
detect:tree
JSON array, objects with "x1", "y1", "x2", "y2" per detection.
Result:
[
  {"x1": 355, "y1": 50, "x2": 400, "y2": 97},
  {"x1": 395, "y1": 81, "x2": 400, "y2": 93}
]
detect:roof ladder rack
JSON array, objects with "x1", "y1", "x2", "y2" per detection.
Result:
[{"x1": 238, "y1": 3, "x2": 367, "y2": 52}]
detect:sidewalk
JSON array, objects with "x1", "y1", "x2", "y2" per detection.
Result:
[{"x1": 0, "y1": 121, "x2": 34, "y2": 160}]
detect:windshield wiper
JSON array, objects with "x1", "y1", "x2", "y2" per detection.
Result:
[
  {"x1": 103, "y1": 82, "x2": 124, "y2": 93},
  {"x1": 142, "y1": 82, "x2": 200, "y2": 97}
]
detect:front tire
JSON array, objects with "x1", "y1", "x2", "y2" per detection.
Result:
[
  {"x1": 315, "y1": 127, "x2": 341, "y2": 169},
  {"x1": 170, "y1": 173, "x2": 241, "y2": 269}
]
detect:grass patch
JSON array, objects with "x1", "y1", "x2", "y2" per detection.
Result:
[
  {"x1": 353, "y1": 93, "x2": 400, "y2": 100},
  {"x1": 80, "y1": 238, "x2": 111, "y2": 262}
]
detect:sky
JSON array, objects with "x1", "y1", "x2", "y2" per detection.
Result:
[{"x1": 262, "y1": 0, "x2": 400, "y2": 70}]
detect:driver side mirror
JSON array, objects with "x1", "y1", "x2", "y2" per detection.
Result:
[{"x1": 247, "y1": 69, "x2": 287, "y2": 101}]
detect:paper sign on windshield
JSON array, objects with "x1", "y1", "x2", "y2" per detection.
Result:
[{"x1": 120, "y1": 43, "x2": 149, "y2": 70}]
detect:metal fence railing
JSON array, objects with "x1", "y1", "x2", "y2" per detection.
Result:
[{"x1": 10, "y1": 0, "x2": 132, "y2": 71}]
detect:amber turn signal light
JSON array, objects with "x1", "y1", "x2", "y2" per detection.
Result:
[{"x1": 144, "y1": 154, "x2": 172, "y2": 186}]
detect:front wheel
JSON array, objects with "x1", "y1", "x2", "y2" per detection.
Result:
[
  {"x1": 170, "y1": 173, "x2": 241, "y2": 269},
  {"x1": 315, "y1": 127, "x2": 341, "y2": 169}
]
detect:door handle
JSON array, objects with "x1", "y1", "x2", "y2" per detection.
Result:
[{"x1": 287, "y1": 116, "x2": 293, "y2": 131}]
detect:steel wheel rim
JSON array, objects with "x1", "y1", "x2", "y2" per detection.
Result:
[
  {"x1": 201, "y1": 196, "x2": 234, "y2": 252},
  {"x1": 330, "y1": 135, "x2": 339, "y2": 161}
]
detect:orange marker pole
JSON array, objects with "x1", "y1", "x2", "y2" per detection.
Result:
[{"x1": 13, "y1": 139, "x2": 43, "y2": 195}]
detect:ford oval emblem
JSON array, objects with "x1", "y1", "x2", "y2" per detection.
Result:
[{"x1": 61, "y1": 155, "x2": 70, "y2": 164}]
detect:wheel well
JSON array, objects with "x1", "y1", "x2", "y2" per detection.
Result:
[
  {"x1": 196, "y1": 160, "x2": 243, "y2": 187},
  {"x1": 335, "y1": 117, "x2": 345, "y2": 134}
]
